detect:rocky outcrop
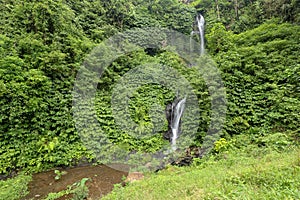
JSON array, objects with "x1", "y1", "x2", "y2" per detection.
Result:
[{"x1": 124, "y1": 172, "x2": 144, "y2": 183}]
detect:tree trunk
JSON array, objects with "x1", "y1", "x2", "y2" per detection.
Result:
[
  {"x1": 215, "y1": 0, "x2": 220, "y2": 20},
  {"x1": 234, "y1": 0, "x2": 239, "y2": 19}
]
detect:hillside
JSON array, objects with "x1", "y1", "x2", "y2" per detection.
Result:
[{"x1": 0, "y1": 0, "x2": 299, "y2": 199}]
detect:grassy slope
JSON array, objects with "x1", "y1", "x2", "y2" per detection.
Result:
[
  {"x1": 0, "y1": 173, "x2": 31, "y2": 200},
  {"x1": 103, "y1": 136, "x2": 300, "y2": 200}
]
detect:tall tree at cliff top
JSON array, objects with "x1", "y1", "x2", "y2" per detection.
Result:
[{"x1": 191, "y1": 0, "x2": 300, "y2": 32}]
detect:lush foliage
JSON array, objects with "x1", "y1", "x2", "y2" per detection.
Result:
[
  {"x1": 0, "y1": 0, "x2": 196, "y2": 173},
  {"x1": 0, "y1": 0, "x2": 299, "y2": 179},
  {"x1": 0, "y1": 0, "x2": 94, "y2": 174},
  {"x1": 208, "y1": 21, "x2": 300, "y2": 137},
  {"x1": 92, "y1": 51, "x2": 210, "y2": 155}
]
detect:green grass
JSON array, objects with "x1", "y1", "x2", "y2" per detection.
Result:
[
  {"x1": 103, "y1": 135, "x2": 300, "y2": 200},
  {"x1": 0, "y1": 173, "x2": 31, "y2": 200}
]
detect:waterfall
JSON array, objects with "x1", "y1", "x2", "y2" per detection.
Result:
[
  {"x1": 196, "y1": 14, "x2": 205, "y2": 55},
  {"x1": 170, "y1": 97, "x2": 186, "y2": 151},
  {"x1": 190, "y1": 14, "x2": 205, "y2": 55}
]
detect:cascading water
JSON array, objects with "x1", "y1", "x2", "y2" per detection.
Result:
[
  {"x1": 196, "y1": 14, "x2": 205, "y2": 55},
  {"x1": 170, "y1": 97, "x2": 186, "y2": 151},
  {"x1": 190, "y1": 14, "x2": 205, "y2": 55},
  {"x1": 165, "y1": 15, "x2": 205, "y2": 151}
]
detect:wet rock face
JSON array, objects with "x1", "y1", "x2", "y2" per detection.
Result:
[
  {"x1": 170, "y1": 147, "x2": 202, "y2": 167},
  {"x1": 164, "y1": 102, "x2": 173, "y2": 142}
]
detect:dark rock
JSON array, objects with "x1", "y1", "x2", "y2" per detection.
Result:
[{"x1": 171, "y1": 156, "x2": 193, "y2": 167}]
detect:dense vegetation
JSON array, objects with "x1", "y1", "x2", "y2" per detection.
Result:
[{"x1": 0, "y1": 0, "x2": 299, "y2": 198}]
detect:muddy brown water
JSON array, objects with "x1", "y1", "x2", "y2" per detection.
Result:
[{"x1": 23, "y1": 165, "x2": 128, "y2": 200}]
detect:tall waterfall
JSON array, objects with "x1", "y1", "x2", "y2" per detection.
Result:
[
  {"x1": 171, "y1": 97, "x2": 186, "y2": 151},
  {"x1": 191, "y1": 14, "x2": 205, "y2": 55}
]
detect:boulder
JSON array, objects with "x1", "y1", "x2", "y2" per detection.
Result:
[{"x1": 124, "y1": 172, "x2": 144, "y2": 183}]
